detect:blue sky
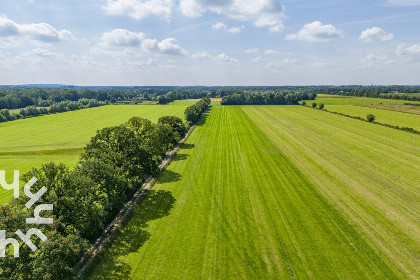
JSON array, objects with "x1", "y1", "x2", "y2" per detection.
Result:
[{"x1": 1, "y1": 0, "x2": 420, "y2": 85}]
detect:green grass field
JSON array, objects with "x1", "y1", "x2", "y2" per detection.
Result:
[
  {"x1": 322, "y1": 105, "x2": 420, "y2": 130},
  {"x1": 313, "y1": 94, "x2": 420, "y2": 105},
  {"x1": 0, "y1": 101, "x2": 193, "y2": 204},
  {"x1": 85, "y1": 104, "x2": 420, "y2": 279}
]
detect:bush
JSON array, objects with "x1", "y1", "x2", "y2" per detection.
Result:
[
  {"x1": 312, "y1": 102, "x2": 317, "y2": 108},
  {"x1": 301, "y1": 100, "x2": 306, "y2": 106},
  {"x1": 318, "y1": 103, "x2": 324, "y2": 110},
  {"x1": 366, "y1": 114, "x2": 376, "y2": 122}
]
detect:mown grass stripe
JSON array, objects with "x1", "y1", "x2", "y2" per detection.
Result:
[{"x1": 85, "y1": 104, "x2": 406, "y2": 279}]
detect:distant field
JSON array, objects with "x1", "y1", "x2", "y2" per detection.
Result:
[
  {"x1": 313, "y1": 94, "x2": 420, "y2": 105},
  {"x1": 0, "y1": 101, "x2": 193, "y2": 204},
  {"x1": 324, "y1": 105, "x2": 420, "y2": 130},
  {"x1": 86, "y1": 104, "x2": 419, "y2": 279},
  {"x1": 362, "y1": 103, "x2": 420, "y2": 115}
]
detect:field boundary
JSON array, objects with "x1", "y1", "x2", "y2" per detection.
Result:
[
  {"x1": 302, "y1": 105, "x2": 420, "y2": 135},
  {"x1": 74, "y1": 124, "x2": 197, "y2": 275},
  {"x1": 357, "y1": 104, "x2": 420, "y2": 115}
]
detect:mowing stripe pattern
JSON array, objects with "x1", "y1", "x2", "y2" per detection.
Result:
[{"x1": 86, "y1": 105, "x2": 417, "y2": 279}]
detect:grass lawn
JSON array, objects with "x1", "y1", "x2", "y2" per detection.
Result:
[
  {"x1": 0, "y1": 101, "x2": 193, "y2": 204},
  {"x1": 85, "y1": 104, "x2": 419, "y2": 279}
]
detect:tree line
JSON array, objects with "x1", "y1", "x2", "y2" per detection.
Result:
[
  {"x1": 184, "y1": 98, "x2": 211, "y2": 124},
  {"x1": 221, "y1": 91, "x2": 317, "y2": 105},
  {"x1": 0, "y1": 113, "x2": 194, "y2": 279},
  {"x1": 316, "y1": 86, "x2": 420, "y2": 101},
  {"x1": 0, "y1": 99, "x2": 107, "y2": 123}
]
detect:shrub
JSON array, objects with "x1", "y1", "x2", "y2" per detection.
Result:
[
  {"x1": 301, "y1": 100, "x2": 306, "y2": 106},
  {"x1": 366, "y1": 114, "x2": 376, "y2": 122},
  {"x1": 318, "y1": 103, "x2": 324, "y2": 110},
  {"x1": 312, "y1": 102, "x2": 317, "y2": 108}
]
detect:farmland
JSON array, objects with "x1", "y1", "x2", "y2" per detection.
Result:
[
  {"x1": 86, "y1": 104, "x2": 419, "y2": 279},
  {"x1": 0, "y1": 101, "x2": 193, "y2": 204}
]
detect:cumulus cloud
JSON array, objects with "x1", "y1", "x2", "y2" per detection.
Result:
[
  {"x1": 265, "y1": 50, "x2": 279, "y2": 55},
  {"x1": 102, "y1": 0, "x2": 173, "y2": 20},
  {"x1": 363, "y1": 53, "x2": 393, "y2": 68},
  {"x1": 99, "y1": 28, "x2": 186, "y2": 55},
  {"x1": 244, "y1": 48, "x2": 259, "y2": 53},
  {"x1": 214, "y1": 53, "x2": 238, "y2": 63},
  {"x1": 211, "y1": 21, "x2": 243, "y2": 33},
  {"x1": 212, "y1": 22, "x2": 227, "y2": 30},
  {"x1": 180, "y1": 0, "x2": 285, "y2": 32},
  {"x1": 252, "y1": 56, "x2": 263, "y2": 63},
  {"x1": 267, "y1": 58, "x2": 297, "y2": 68},
  {"x1": 359, "y1": 27, "x2": 393, "y2": 42},
  {"x1": 0, "y1": 15, "x2": 72, "y2": 42},
  {"x1": 192, "y1": 51, "x2": 238, "y2": 63},
  {"x1": 397, "y1": 43, "x2": 420, "y2": 59},
  {"x1": 285, "y1": 21, "x2": 343, "y2": 42}
]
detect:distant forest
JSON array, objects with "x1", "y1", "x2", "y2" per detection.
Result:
[{"x1": 1, "y1": 85, "x2": 419, "y2": 111}]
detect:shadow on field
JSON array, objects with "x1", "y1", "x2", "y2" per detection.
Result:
[
  {"x1": 197, "y1": 110, "x2": 210, "y2": 126},
  {"x1": 181, "y1": 143, "x2": 195, "y2": 149},
  {"x1": 172, "y1": 153, "x2": 189, "y2": 161},
  {"x1": 86, "y1": 190, "x2": 176, "y2": 280},
  {"x1": 157, "y1": 169, "x2": 181, "y2": 183}
]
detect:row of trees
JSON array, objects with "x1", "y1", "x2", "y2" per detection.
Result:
[
  {"x1": 184, "y1": 98, "x2": 211, "y2": 124},
  {"x1": 221, "y1": 91, "x2": 317, "y2": 105},
  {"x1": 0, "y1": 99, "x2": 107, "y2": 123},
  {"x1": 317, "y1": 86, "x2": 420, "y2": 101},
  {"x1": 0, "y1": 115, "x2": 189, "y2": 279}
]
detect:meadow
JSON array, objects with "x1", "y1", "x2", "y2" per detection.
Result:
[
  {"x1": 85, "y1": 104, "x2": 419, "y2": 279},
  {"x1": 309, "y1": 94, "x2": 420, "y2": 129},
  {"x1": 0, "y1": 101, "x2": 193, "y2": 204}
]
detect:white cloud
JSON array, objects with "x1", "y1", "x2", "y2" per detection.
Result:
[
  {"x1": 245, "y1": 48, "x2": 259, "y2": 53},
  {"x1": 192, "y1": 52, "x2": 211, "y2": 58},
  {"x1": 265, "y1": 50, "x2": 279, "y2": 55},
  {"x1": 212, "y1": 22, "x2": 227, "y2": 30},
  {"x1": 192, "y1": 51, "x2": 238, "y2": 63},
  {"x1": 214, "y1": 53, "x2": 238, "y2": 63},
  {"x1": 31, "y1": 48, "x2": 60, "y2": 57},
  {"x1": 180, "y1": 0, "x2": 285, "y2": 32},
  {"x1": 359, "y1": 27, "x2": 393, "y2": 42},
  {"x1": 102, "y1": 0, "x2": 173, "y2": 20},
  {"x1": 363, "y1": 53, "x2": 393, "y2": 68},
  {"x1": 227, "y1": 26, "x2": 242, "y2": 33},
  {"x1": 212, "y1": 21, "x2": 243, "y2": 33},
  {"x1": 267, "y1": 58, "x2": 297, "y2": 68},
  {"x1": 102, "y1": 29, "x2": 145, "y2": 47},
  {"x1": 0, "y1": 15, "x2": 73, "y2": 43},
  {"x1": 99, "y1": 29, "x2": 186, "y2": 56},
  {"x1": 285, "y1": 21, "x2": 343, "y2": 42},
  {"x1": 397, "y1": 43, "x2": 420, "y2": 59},
  {"x1": 158, "y1": 38, "x2": 186, "y2": 55},
  {"x1": 252, "y1": 56, "x2": 263, "y2": 63},
  {"x1": 386, "y1": 0, "x2": 420, "y2": 6}
]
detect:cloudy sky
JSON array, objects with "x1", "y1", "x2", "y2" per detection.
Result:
[{"x1": 1, "y1": 0, "x2": 420, "y2": 85}]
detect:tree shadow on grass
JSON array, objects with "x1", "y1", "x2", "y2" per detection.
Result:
[
  {"x1": 156, "y1": 169, "x2": 181, "y2": 183},
  {"x1": 172, "y1": 153, "x2": 189, "y2": 161},
  {"x1": 85, "y1": 190, "x2": 176, "y2": 280},
  {"x1": 181, "y1": 143, "x2": 195, "y2": 149},
  {"x1": 197, "y1": 110, "x2": 210, "y2": 126}
]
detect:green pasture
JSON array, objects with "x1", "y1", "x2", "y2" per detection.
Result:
[
  {"x1": 0, "y1": 101, "x2": 193, "y2": 204},
  {"x1": 322, "y1": 105, "x2": 420, "y2": 130},
  {"x1": 313, "y1": 94, "x2": 420, "y2": 105},
  {"x1": 86, "y1": 104, "x2": 419, "y2": 279}
]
